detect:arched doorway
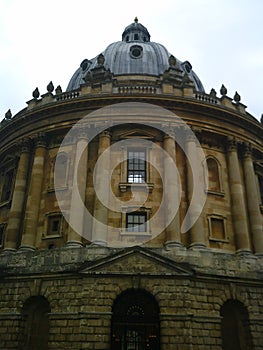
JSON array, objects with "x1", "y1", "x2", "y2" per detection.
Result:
[
  {"x1": 220, "y1": 299, "x2": 253, "y2": 350},
  {"x1": 111, "y1": 289, "x2": 160, "y2": 350},
  {"x1": 20, "y1": 296, "x2": 50, "y2": 350}
]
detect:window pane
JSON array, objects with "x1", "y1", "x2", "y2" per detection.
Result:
[
  {"x1": 127, "y1": 150, "x2": 146, "y2": 183},
  {"x1": 126, "y1": 213, "x2": 147, "y2": 232},
  {"x1": 48, "y1": 216, "x2": 61, "y2": 235}
]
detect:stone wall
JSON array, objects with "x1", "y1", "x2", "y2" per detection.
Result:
[{"x1": 0, "y1": 246, "x2": 262, "y2": 349}]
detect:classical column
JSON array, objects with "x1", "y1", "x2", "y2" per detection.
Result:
[
  {"x1": 242, "y1": 143, "x2": 263, "y2": 254},
  {"x1": 4, "y1": 139, "x2": 31, "y2": 251},
  {"x1": 227, "y1": 139, "x2": 251, "y2": 254},
  {"x1": 66, "y1": 128, "x2": 88, "y2": 247},
  {"x1": 20, "y1": 134, "x2": 47, "y2": 250},
  {"x1": 92, "y1": 131, "x2": 111, "y2": 246},
  {"x1": 186, "y1": 132, "x2": 206, "y2": 249},
  {"x1": 163, "y1": 132, "x2": 182, "y2": 248}
]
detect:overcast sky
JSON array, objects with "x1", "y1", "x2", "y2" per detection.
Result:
[{"x1": 0, "y1": 0, "x2": 262, "y2": 121}]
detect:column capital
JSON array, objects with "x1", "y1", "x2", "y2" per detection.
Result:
[
  {"x1": 185, "y1": 131, "x2": 198, "y2": 144},
  {"x1": 227, "y1": 138, "x2": 238, "y2": 151},
  {"x1": 77, "y1": 127, "x2": 89, "y2": 141},
  {"x1": 32, "y1": 132, "x2": 47, "y2": 148},
  {"x1": 71, "y1": 126, "x2": 90, "y2": 142},
  {"x1": 182, "y1": 126, "x2": 202, "y2": 144},
  {"x1": 162, "y1": 124, "x2": 176, "y2": 139},
  {"x1": 21, "y1": 138, "x2": 32, "y2": 153},
  {"x1": 99, "y1": 130, "x2": 111, "y2": 139},
  {"x1": 242, "y1": 142, "x2": 252, "y2": 158},
  {"x1": 16, "y1": 138, "x2": 32, "y2": 154}
]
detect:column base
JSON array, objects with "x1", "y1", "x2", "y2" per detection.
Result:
[
  {"x1": 19, "y1": 244, "x2": 36, "y2": 251},
  {"x1": 1, "y1": 247, "x2": 17, "y2": 254},
  {"x1": 91, "y1": 240, "x2": 108, "y2": 247},
  {"x1": 236, "y1": 248, "x2": 252, "y2": 256},
  {"x1": 188, "y1": 242, "x2": 207, "y2": 251},
  {"x1": 65, "y1": 240, "x2": 83, "y2": 248},
  {"x1": 164, "y1": 240, "x2": 184, "y2": 250}
]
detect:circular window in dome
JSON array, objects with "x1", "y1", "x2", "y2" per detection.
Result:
[{"x1": 130, "y1": 45, "x2": 143, "y2": 59}]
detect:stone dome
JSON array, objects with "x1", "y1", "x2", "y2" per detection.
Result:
[{"x1": 67, "y1": 19, "x2": 205, "y2": 92}]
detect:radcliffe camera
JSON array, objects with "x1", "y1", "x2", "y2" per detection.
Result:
[{"x1": 0, "y1": 15, "x2": 262, "y2": 350}]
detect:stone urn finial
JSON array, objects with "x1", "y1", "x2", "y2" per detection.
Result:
[
  {"x1": 168, "y1": 55, "x2": 176, "y2": 67},
  {"x1": 5, "y1": 109, "x2": 12, "y2": 119},
  {"x1": 234, "y1": 91, "x2": 241, "y2": 103},
  {"x1": 47, "y1": 81, "x2": 54, "y2": 93},
  {"x1": 55, "y1": 85, "x2": 62, "y2": 95},
  {"x1": 210, "y1": 88, "x2": 217, "y2": 98},
  {"x1": 32, "y1": 87, "x2": 40, "y2": 99},
  {"x1": 97, "y1": 53, "x2": 105, "y2": 66},
  {"x1": 220, "y1": 84, "x2": 227, "y2": 96}
]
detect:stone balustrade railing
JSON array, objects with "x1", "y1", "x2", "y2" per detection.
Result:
[
  {"x1": 56, "y1": 91, "x2": 80, "y2": 101},
  {"x1": 195, "y1": 92, "x2": 220, "y2": 105},
  {"x1": 118, "y1": 86, "x2": 157, "y2": 94}
]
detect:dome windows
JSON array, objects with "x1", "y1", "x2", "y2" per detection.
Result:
[
  {"x1": 124, "y1": 32, "x2": 149, "y2": 43},
  {"x1": 130, "y1": 45, "x2": 143, "y2": 59}
]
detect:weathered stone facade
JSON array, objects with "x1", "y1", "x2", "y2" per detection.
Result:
[
  {"x1": 0, "y1": 247, "x2": 263, "y2": 349},
  {"x1": 0, "y1": 19, "x2": 262, "y2": 349}
]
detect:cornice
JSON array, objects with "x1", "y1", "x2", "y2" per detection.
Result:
[{"x1": 0, "y1": 93, "x2": 262, "y2": 154}]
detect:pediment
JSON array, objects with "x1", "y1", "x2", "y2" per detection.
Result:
[
  {"x1": 115, "y1": 127, "x2": 161, "y2": 141},
  {"x1": 121, "y1": 130, "x2": 154, "y2": 139},
  {"x1": 79, "y1": 246, "x2": 193, "y2": 277},
  {"x1": 0, "y1": 154, "x2": 17, "y2": 166}
]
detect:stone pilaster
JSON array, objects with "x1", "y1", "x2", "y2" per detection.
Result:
[
  {"x1": 20, "y1": 134, "x2": 47, "y2": 250},
  {"x1": 163, "y1": 132, "x2": 182, "y2": 249},
  {"x1": 227, "y1": 139, "x2": 251, "y2": 254},
  {"x1": 67, "y1": 128, "x2": 88, "y2": 247},
  {"x1": 92, "y1": 131, "x2": 111, "y2": 246},
  {"x1": 186, "y1": 132, "x2": 206, "y2": 249},
  {"x1": 242, "y1": 143, "x2": 263, "y2": 254},
  {"x1": 4, "y1": 139, "x2": 31, "y2": 251}
]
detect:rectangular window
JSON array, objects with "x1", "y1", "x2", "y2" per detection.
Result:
[
  {"x1": 126, "y1": 213, "x2": 147, "y2": 232},
  {"x1": 211, "y1": 218, "x2": 225, "y2": 240},
  {"x1": 47, "y1": 215, "x2": 62, "y2": 236},
  {"x1": 127, "y1": 150, "x2": 146, "y2": 183},
  {"x1": 208, "y1": 215, "x2": 228, "y2": 242}
]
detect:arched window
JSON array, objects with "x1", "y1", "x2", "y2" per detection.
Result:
[
  {"x1": 111, "y1": 289, "x2": 160, "y2": 350},
  {"x1": 207, "y1": 157, "x2": 221, "y2": 192},
  {"x1": 220, "y1": 299, "x2": 253, "y2": 350},
  {"x1": 0, "y1": 167, "x2": 15, "y2": 202},
  {"x1": 20, "y1": 296, "x2": 50, "y2": 350}
]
